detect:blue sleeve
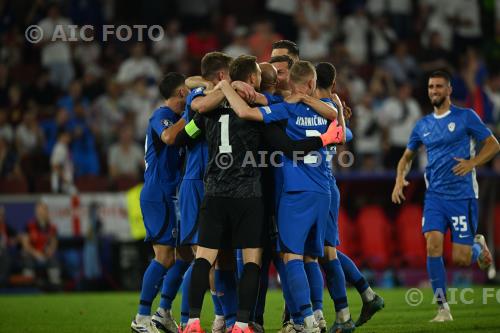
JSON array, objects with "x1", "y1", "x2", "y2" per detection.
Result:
[
  {"x1": 407, "y1": 122, "x2": 422, "y2": 151},
  {"x1": 263, "y1": 92, "x2": 285, "y2": 105},
  {"x1": 152, "y1": 110, "x2": 177, "y2": 136},
  {"x1": 259, "y1": 103, "x2": 289, "y2": 124},
  {"x1": 345, "y1": 127, "x2": 353, "y2": 142},
  {"x1": 465, "y1": 109, "x2": 492, "y2": 142},
  {"x1": 183, "y1": 87, "x2": 206, "y2": 121}
]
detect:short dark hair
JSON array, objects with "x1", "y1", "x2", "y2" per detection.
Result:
[
  {"x1": 159, "y1": 72, "x2": 185, "y2": 99},
  {"x1": 272, "y1": 40, "x2": 299, "y2": 57},
  {"x1": 290, "y1": 61, "x2": 316, "y2": 85},
  {"x1": 201, "y1": 52, "x2": 233, "y2": 80},
  {"x1": 315, "y1": 62, "x2": 336, "y2": 89},
  {"x1": 270, "y1": 55, "x2": 294, "y2": 69},
  {"x1": 229, "y1": 55, "x2": 258, "y2": 82},
  {"x1": 429, "y1": 70, "x2": 451, "y2": 84}
]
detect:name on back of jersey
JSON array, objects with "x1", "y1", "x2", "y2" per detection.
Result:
[{"x1": 296, "y1": 115, "x2": 327, "y2": 127}]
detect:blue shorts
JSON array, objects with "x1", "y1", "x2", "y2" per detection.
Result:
[
  {"x1": 422, "y1": 197, "x2": 478, "y2": 245},
  {"x1": 140, "y1": 199, "x2": 177, "y2": 246},
  {"x1": 178, "y1": 179, "x2": 204, "y2": 245},
  {"x1": 325, "y1": 181, "x2": 340, "y2": 247},
  {"x1": 277, "y1": 191, "x2": 330, "y2": 257}
]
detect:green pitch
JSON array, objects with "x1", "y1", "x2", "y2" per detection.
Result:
[{"x1": 1, "y1": 287, "x2": 499, "y2": 332}]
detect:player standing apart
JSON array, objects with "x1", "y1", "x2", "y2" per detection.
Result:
[
  {"x1": 132, "y1": 73, "x2": 190, "y2": 333},
  {"x1": 392, "y1": 70, "x2": 499, "y2": 322}
]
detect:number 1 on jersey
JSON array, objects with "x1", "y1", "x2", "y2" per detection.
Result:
[{"x1": 219, "y1": 114, "x2": 232, "y2": 153}]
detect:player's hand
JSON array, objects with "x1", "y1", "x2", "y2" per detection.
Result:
[
  {"x1": 231, "y1": 81, "x2": 256, "y2": 103},
  {"x1": 453, "y1": 157, "x2": 476, "y2": 176},
  {"x1": 391, "y1": 178, "x2": 409, "y2": 204},
  {"x1": 331, "y1": 93, "x2": 343, "y2": 110},
  {"x1": 320, "y1": 120, "x2": 344, "y2": 146},
  {"x1": 342, "y1": 100, "x2": 352, "y2": 120},
  {"x1": 213, "y1": 80, "x2": 227, "y2": 91},
  {"x1": 285, "y1": 93, "x2": 305, "y2": 103}
]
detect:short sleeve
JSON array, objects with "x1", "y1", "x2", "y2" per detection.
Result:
[
  {"x1": 407, "y1": 122, "x2": 422, "y2": 151},
  {"x1": 345, "y1": 127, "x2": 353, "y2": 142},
  {"x1": 263, "y1": 92, "x2": 285, "y2": 105},
  {"x1": 259, "y1": 103, "x2": 289, "y2": 124},
  {"x1": 466, "y1": 109, "x2": 492, "y2": 142},
  {"x1": 151, "y1": 109, "x2": 177, "y2": 137}
]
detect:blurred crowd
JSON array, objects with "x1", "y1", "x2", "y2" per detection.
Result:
[{"x1": 0, "y1": 0, "x2": 499, "y2": 193}]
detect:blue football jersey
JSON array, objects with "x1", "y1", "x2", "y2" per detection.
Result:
[
  {"x1": 182, "y1": 87, "x2": 209, "y2": 180},
  {"x1": 259, "y1": 102, "x2": 330, "y2": 194},
  {"x1": 407, "y1": 105, "x2": 492, "y2": 200},
  {"x1": 263, "y1": 92, "x2": 285, "y2": 105},
  {"x1": 141, "y1": 106, "x2": 183, "y2": 202}
]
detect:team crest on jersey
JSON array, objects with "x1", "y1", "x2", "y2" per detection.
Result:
[
  {"x1": 162, "y1": 119, "x2": 173, "y2": 127},
  {"x1": 448, "y1": 122, "x2": 455, "y2": 132}
]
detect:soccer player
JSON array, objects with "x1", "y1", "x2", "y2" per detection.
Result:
[
  {"x1": 217, "y1": 60, "x2": 338, "y2": 333},
  {"x1": 269, "y1": 55, "x2": 294, "y2": 97},
  {"x1": 131, "y1": 73, "x2": 190, "y2": 333},
  {"x1": 392, "y1": 70, "x2": 499, "y2": 322},
  {"x1": 271, "y1": 40, "x2": 300, "y2": 63}
]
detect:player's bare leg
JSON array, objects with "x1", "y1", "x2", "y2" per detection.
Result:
[{"x1": 425, "y1": 231, "x2": 453, "y2": 322}]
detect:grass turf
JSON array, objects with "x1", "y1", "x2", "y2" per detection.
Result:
[{"x1": 1, "y1": 287, "x2": 500, "y2": 332}]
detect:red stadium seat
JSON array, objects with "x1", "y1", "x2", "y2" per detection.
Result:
[
  {"x1": 356, "y1": 205, "x2": 391, "y2": 269},
  {"x1": 0, "y1": 178, "x2": 29, "y2": 193},
  {"x1": 395, "y1": 204, "x2": 426, "y2": 268},
  {"x1": 337, "y1": 207, "x2": 357, "y2": 260},
  {"x1": 114, "y1": 176, "x2": 141, "y2": 191},
  {"x1": 75, "y1": 176, "x2": 110, "y2": 192}
]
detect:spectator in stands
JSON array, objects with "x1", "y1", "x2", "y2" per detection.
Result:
[
  {"x1": 223, "y1": 27, "x2": 250, "y2": 59},
  {"x1": 37, "y1": 3, "x2": 75, "y2": 90},
  {"x1": 0, "y1": 63, "x2": 10, "y2": 108},
  {"x1": 5, "y1": 84, "x2": 23, "y2": 126},
  {"x1": 0, "y1": 110, "x2": 13, "y2": 143},
  {"x1": 20, "y1": 201, "x2": 61, "y2": 288},
  {"x1": 342, "y1": 4, "x2": 370, "y2": 64},
  {"x1": 354, "y1": 93, "x2": 383, "y2": 171},
  {"x1": 108, "y1": 124, "x2": 144, "y2": 181},
  {"x1": 26, "y1": 69, "x2": 59, "y2": 114},
  {"x1": 15, "y1": 109, "x2": 44, "y2": 158},
  {"x1": 248, "y1": 20, "x2": 282, "y2": 62},
  {"x1": 91, "y1": 80, "x2": 125, "y2": 147},
  {"x1": 266, "y1": 0, "x2": 298, "y2": 41},
  {"x1": 50, "y1": 128, "x2": 75, "y2": 194},
  {"x1": 57, "y1": 80, "x2": 90, "y2": 119},
  {"x1": 418, "y1": 31, "x2": 452, "y2": 77},
  {"x1": 0, "y1": 136, "x2": 21, "y2": 179},
  {"x1": 0, "y1": 205, "x2": 13, "y2": 286},
  {"x1": 370, "y1": 15, "x2": 397, "y2": 61},
  {"x1": 295, "y1": 0, "x2": 335, "y2": 62},
  {"x1": 186, "y1": 27, "x2": 220, "y2": 62},
  {"x1": 383, "y1": 42, "x2": 420, "y2": 86},
  {"x1": 378, "y1": 83, "x2": 421, "y2": 169},
  {"x1": 67, "y1": 103, "x2": 100, "y2": 177},
  {"x1": 153, "y1": 19, "x2": 186, "y2": 69},
  {"x1": 117, "y1": 43, "x2": 161, "y2": 85},
  {"x1": 41, "y1": 107, "x2": 69, "y2": 156}
]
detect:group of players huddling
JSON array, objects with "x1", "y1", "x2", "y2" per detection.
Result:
[{"x1": 130, "y1": 40, "x2": 500, "y2": 333}]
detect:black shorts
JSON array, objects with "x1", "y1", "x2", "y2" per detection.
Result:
[{"x1": 198, "y1": 196, "x2": 265, "y2": 249}]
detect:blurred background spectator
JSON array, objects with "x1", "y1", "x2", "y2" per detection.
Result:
[
  {"x1": 20, "y1": 201, "x2": 61, "y2": 289},
  {"x1": 0, "y1": 0, "x2": 497, "y2": 193}
]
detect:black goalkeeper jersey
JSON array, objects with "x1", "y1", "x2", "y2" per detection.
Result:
[{"x1": 195, "y1": 101, "x2": 263, "y2": 198}]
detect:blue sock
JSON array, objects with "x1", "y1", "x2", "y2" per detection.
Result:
[
  {"x1": 138, "y1": 260, "x2": 167, "y2": 315},
  {"x1": 215, "y1": 270, "x2": 238, "y2": 327},
  {"x1": 286, "y1": 259, "x2": 313, "y2": 319},
  {"x1": 211, "y1": 290, "x2": 224, "y2": 316},
  {"x1": 427, "y1": 256, "x2": 447, "y2": 304},
  {"x1": 275, "y1": 257, "x2": 303, "y2": 324},
  {"x1": 304, "y1": 262, "x2": 323, "y2": 311},
  {"x1": 236, "y1": 249, "x2": 244, "y2": 280},
  {"x1": 180, "y1": 264, "x2": 193, "y2": 325},
  {"x1": 471, "y1": 243, "x2": 481, "y2": 265},
  {"x1": 337, "y1": 250, "x2": 369, "y2": 294},
  {"x1": 321, "y1": 259, "x2": 348, "y2": 312},
  {"x1": 160, "y1": 259, "x2": 191, "y2": 310}
]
